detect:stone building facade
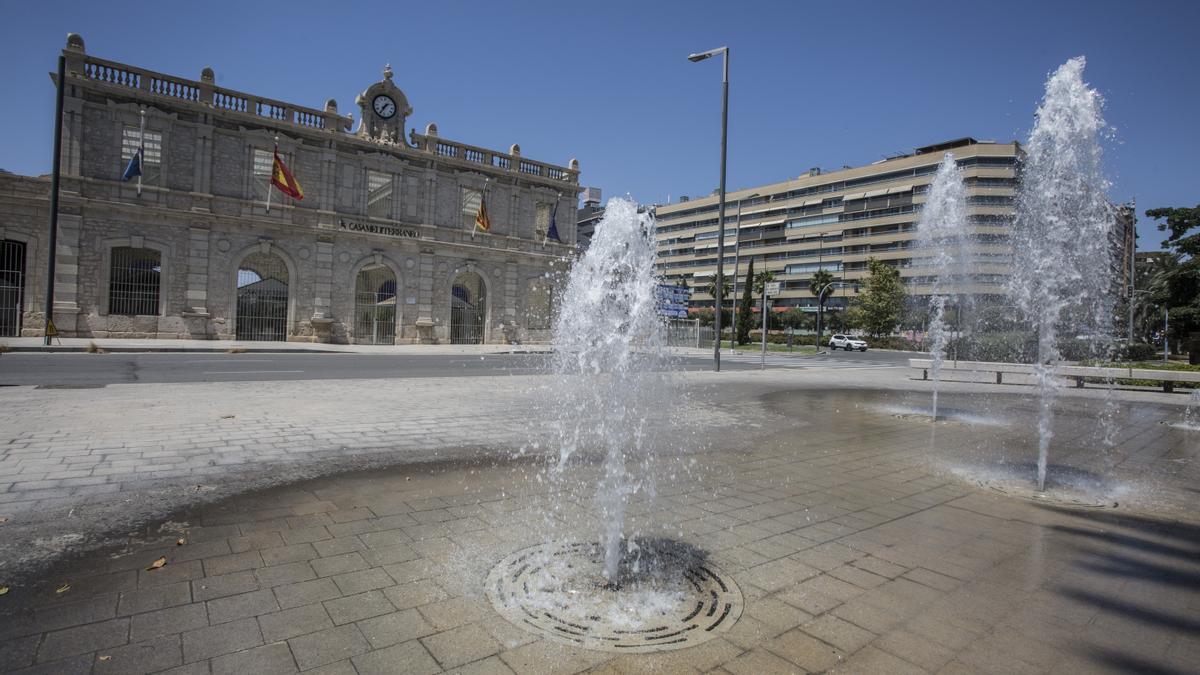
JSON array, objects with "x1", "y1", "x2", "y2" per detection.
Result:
[{"x1": 0, "y1": 35, "x2": 580, "y2": 344}]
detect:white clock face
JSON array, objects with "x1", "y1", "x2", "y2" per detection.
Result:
[{"x1": 373, "y1": 95, "x2": 396, "y2": 119}]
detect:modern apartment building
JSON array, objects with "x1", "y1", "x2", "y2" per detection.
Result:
[{"x1": 653, "y1": 137, "x2": 1021, "y2": 313}]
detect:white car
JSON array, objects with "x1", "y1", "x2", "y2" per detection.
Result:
[{"x1": 829, "y1": 334, "x2": 868, "y2": 351}]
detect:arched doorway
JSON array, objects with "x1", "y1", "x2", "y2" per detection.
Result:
[
  {"x1": 354, "y1": 264, "x2": 397, "y2": 345},
  {"x1": 0, "y1": 240, "x2": 26, "y2": 337},
  {"x1": 236, "y1": 251, "x2": 289, "y2": 341},
  {"x1": 450, "y1": 272, "x2": 486, "y2": 344}
]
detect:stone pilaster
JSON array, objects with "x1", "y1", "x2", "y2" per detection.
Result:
[
  {"x1": 184, "y1": 225, "x2": 211, "y2": 314},
  {"x1": 52, "y1": 212, "x2": 82, "y2": 334},
  {"x1": 313, "y1": 237, "x2": 334, "y2": 320},
  {"x1": 415, "y1": 246, "x2": 435, "y2": 343}
]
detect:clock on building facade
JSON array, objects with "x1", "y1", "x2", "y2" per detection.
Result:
[{"x1": 355, "y1": 64, "x2": 412, "y2": 142}]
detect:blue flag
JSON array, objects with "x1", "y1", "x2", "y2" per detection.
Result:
[
  {"x1": 546, "y1": 202, "x2": 560, "y2": 242},
  {"x1": 121, "y1": 147, "x2": 143, "y2": 182}
]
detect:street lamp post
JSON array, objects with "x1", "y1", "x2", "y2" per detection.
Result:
[
  {"x1": 815, "y1": 281, "x2": 856, "y2": 354},
  {"x1": 729, "y1": 193, "x2": 758, "y2": 352},
  {"x1": 689, "y1": 46, "x2": 729, "y2": 372}
]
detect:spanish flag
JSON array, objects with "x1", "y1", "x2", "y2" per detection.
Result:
[
  {"x1": 474, "y1": 195, "x2": 491, "y2": 233},
  {"x1": 271, "y1": 149, "x2": 304, "y2": 201}
]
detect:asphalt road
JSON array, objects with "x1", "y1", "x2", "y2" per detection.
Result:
[{"x1": 0, "y1": 349, "x2": 918, "y2": 386}]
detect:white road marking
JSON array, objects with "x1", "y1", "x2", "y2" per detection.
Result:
[{"x1": 202, "y1": 370, "x2": 305, "y2": 375}]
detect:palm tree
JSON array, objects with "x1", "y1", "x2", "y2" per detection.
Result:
[
  {"x1": 703, "y1": 273, "x2": 732, "y2": 304},
  {"x1": 809, "y1": 269, "x2": 835, "y2": 309}
]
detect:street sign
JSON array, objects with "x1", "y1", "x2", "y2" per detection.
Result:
[
  {"x1": 656, "y1": 284, "x2": 692, "y2": 319},
  {"x1": 764, "y1": 282, "x2": 781, "y2": 296}
]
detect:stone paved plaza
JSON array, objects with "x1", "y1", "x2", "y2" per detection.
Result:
[{"x1": 0, "y1": 364, "x2": 1196, "y2": 673}]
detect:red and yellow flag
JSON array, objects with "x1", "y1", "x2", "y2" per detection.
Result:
[
  {"x1": 474, "y1": 196, "x2": 491, "y2": 233},
  {"x1": 271, "y1": 150, "x2": 304, "y2": 201}
]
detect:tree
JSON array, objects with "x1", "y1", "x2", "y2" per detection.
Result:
[
  {"x1": 856, "y1": 257, "x2": 907, "y2": 338},
  {"x1": 1144, "y1": 206, "x2": 1200, "y2": 359},
  {"x1": 809, "y1": 268, "x2": 835, "y2": 309},
  {"x1": 736, "y1": 259, "x2": 755, "y2": 344},
  {"x1": 703, "y1": 273, "x2": 731, "y2": 305},
  {"x1": 778, "y1": 308, "x2": 811, "y2": 331}
]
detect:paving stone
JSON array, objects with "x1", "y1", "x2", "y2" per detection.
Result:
[
  {"x1": 228, "y1": 531, "x2": 287, "y2": 553},
  {"x1": 260, "y1": 543, "x2": 318, "y2": 566},
  {"x1": 722, "y1": 646, "x2": 802, "y2": 674},
  {"x1": 258, "y1": 603, "x2": 334, "y2": 642},
  {"x1": 357, "y1": 608, "x2": 436, "y2": 648},
  {"x1": 312, "y1": 537, "x2": 367, "y2": 558},
  {"x1": 117, "y1": 582, "x2": 192, "y2": 616},
  {"x1": 93, "y1": 634, "x2": 182, "y2": 674},
  {"x1": 206, "y1": 588, "x2": 280, "y2": 624},
  {"x1": 419, "y1": 623, "x2": 502, "y2": 669},
  {"x1": 383, "y1": 580, "x2": 451, "y2": 610},
  {"x1": 800, "y1": 614, "x2": 876, "y2": 653},
  {"x1": 192, "y1": 570, "x2": 261, "y2": 601},
  {"x1": 853, "y1": 556, "x2": 909, "y2": 579},
  {"x1": 765, "y1": 628, "x2": 843, "y2": 672},
  {"x1": 10, "y1": 653, "x2": 94, "y2": 675},
  {"x1": 875, "y1": 629, "x2": 957, "y2": 672},
  {"x1": 444, "y1": 655, "x2": 516, "y2": 675},
  {"x1": 352, "y1": 638, "x2": 442, "y2": 675},
  {"x1": 211, "y1": 642, "x2": 298, "y2": 675},
  {"x1": 37, "y1": 617, "x2": 129, "y2": 661},
  {"x1": 0, "y1": 634, "x2": 40, "y2": 671},
  {"x1": 181, "y1": 616, "x2": 263, "y2": 663},
  {"x1": 129, "y1": 602, "x2": 208, "y2": 642},
  {"x1": 324, "y1": 590, "x2": 395, "y2": 625},
  {"x1": 288, "y1": 624, "x2": 370, "y2": 670},
  {"x1": 274, "y1": 577, "x2": 342, "y2": 609},
  {"x1": 256, "y1": 561, "x2": 317, "y2": 587},
  {"x1": 331, "y1": 568, "x2": 393, "y2": 595},
  {"x1": 312, "y1": 552, "x2": 369, "y2": 577},
  {"x1": 203, "y1": 551, "x2": 265, "y2": 577},
  {"x1": 137, "y1": 560, "x2": 205, "y2": 589},
  {"x1": 418, "y1": 596, "x2": 494, "y2": 631},
  {"x1": 838, "y1": 645, "x2": 928, "y2": 674}
]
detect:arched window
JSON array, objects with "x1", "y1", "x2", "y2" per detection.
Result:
[
  {"x1": 109, "y1": 247, "x2": 161, "y2": 315},
  {"x1": 354, "y1": 264, "x2": 397, "y2": 345},
  {"x1": 236, "y1": 251, "x2": 289, "y2": 341},
  {"x1": 450, "y1": 272, "x2": 486, "y2": 344}
]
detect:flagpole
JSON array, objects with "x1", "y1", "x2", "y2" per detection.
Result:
[
  {"x1": 137, "y1": 108, "x2": 144, "y2": 196},
  {"x1": 266, "y1": 136, "x2": 277, "y2": 213},
  {"x1": 542, "y1": 192, "x2": 561, "y2": 248}
]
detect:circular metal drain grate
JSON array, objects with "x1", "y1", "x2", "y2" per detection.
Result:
[
  {"x1": 486, "y1": 540, "x2": 743, "y2": 653},
  {"x1": 978, "y1": 481, "x2": 1118, "y2": 508}
]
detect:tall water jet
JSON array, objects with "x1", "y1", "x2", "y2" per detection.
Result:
[
  {"x1": 549, "y1": 197, "x2": 666, "y2": 582},
  {"x1": 1009, "y1": 57, "x2": 1115, "y2": 490},
  {"x1": 916, "y1": 154, "x2": 971, "y2": 420}
]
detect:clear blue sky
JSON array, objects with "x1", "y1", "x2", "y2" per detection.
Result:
[{"x1": 1, "y1": 0, "x2": 1196, "y2": 249}]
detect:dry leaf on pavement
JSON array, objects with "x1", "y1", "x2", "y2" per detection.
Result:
[
  {"x1": 55, "y1": 582, "x2": 70, "y2": 594},
  {"x1": 0, "y1": 586, "x2": 9, "y2": 596},
  {"x1": 146, "y1": 556, "x2": 167, "y2": 571},
  {"x1": 176, "y1": 538, "x2": 186, "y2": 546}
]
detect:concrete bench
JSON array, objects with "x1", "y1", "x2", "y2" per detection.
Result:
[{"x1": 909, "y1": 358, "x2": 1200, "y2": 392}]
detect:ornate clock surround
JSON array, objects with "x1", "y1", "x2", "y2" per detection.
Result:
[{"x1": 355, "y1": 64, "x2": 413, "y2": 143}]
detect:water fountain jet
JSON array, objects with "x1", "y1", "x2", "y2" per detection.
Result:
[
  {"x1": 916, "y1": 154, "x2": 971, "y2": 421},
  {"x1": 1010, "y1": 56, "x2": 1116, "y2": 491}
]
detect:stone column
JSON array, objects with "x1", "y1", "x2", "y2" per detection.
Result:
[
  {"x1": 182, "y1": 225, "x2": 212, "y2": 338},
  {"x1": 53, "y1": 211, "x2": 82, "y2": 335},
  {"x1": 415, "y1": 246, "x2": 435, "y2": 343},
  {"x1": 311, "y1": 236, "x2": 334, "y2": 342}
]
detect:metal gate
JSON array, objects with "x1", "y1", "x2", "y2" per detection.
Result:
[
  {"x1": 236, "y1": 252, "x2": 289, "y2": 341},
  {"x1": 354, "y1": 264, "x2": 396, "y2": 345},
  {"x1": 450, "y1": 272, "x2": 486, "y2": 344},
  {"x1": 0, "y1": 240, "x2": 25, "y2": 337}
]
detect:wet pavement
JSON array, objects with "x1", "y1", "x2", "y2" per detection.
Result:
[{"x1": 0, "y1": 371, "x2": 1197, "y2": 673}]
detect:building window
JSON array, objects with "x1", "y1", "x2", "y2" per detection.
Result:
[
  {"x1": 461, "y1": 187, "x2": 483, "y2": 230},
  {"x1": 121, "y1": 127, "x2": 162, "y2": 184},
  {"x1": 367, "y1": 170, "x2": 393, "y2": 219},
  {"x1": 535, "y1": 202, "x2": 552, "y2": 241},
  {"x1": 251, "y1": 148, "x2": 274, "y2": 201},
  {"x1": 109, "y1": 247, "x2": 161, "y2": 316}
]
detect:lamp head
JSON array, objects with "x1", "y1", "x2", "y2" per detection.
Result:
[{"x1": 687, "y1": 47, "x2": 726, "y2": 62}]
